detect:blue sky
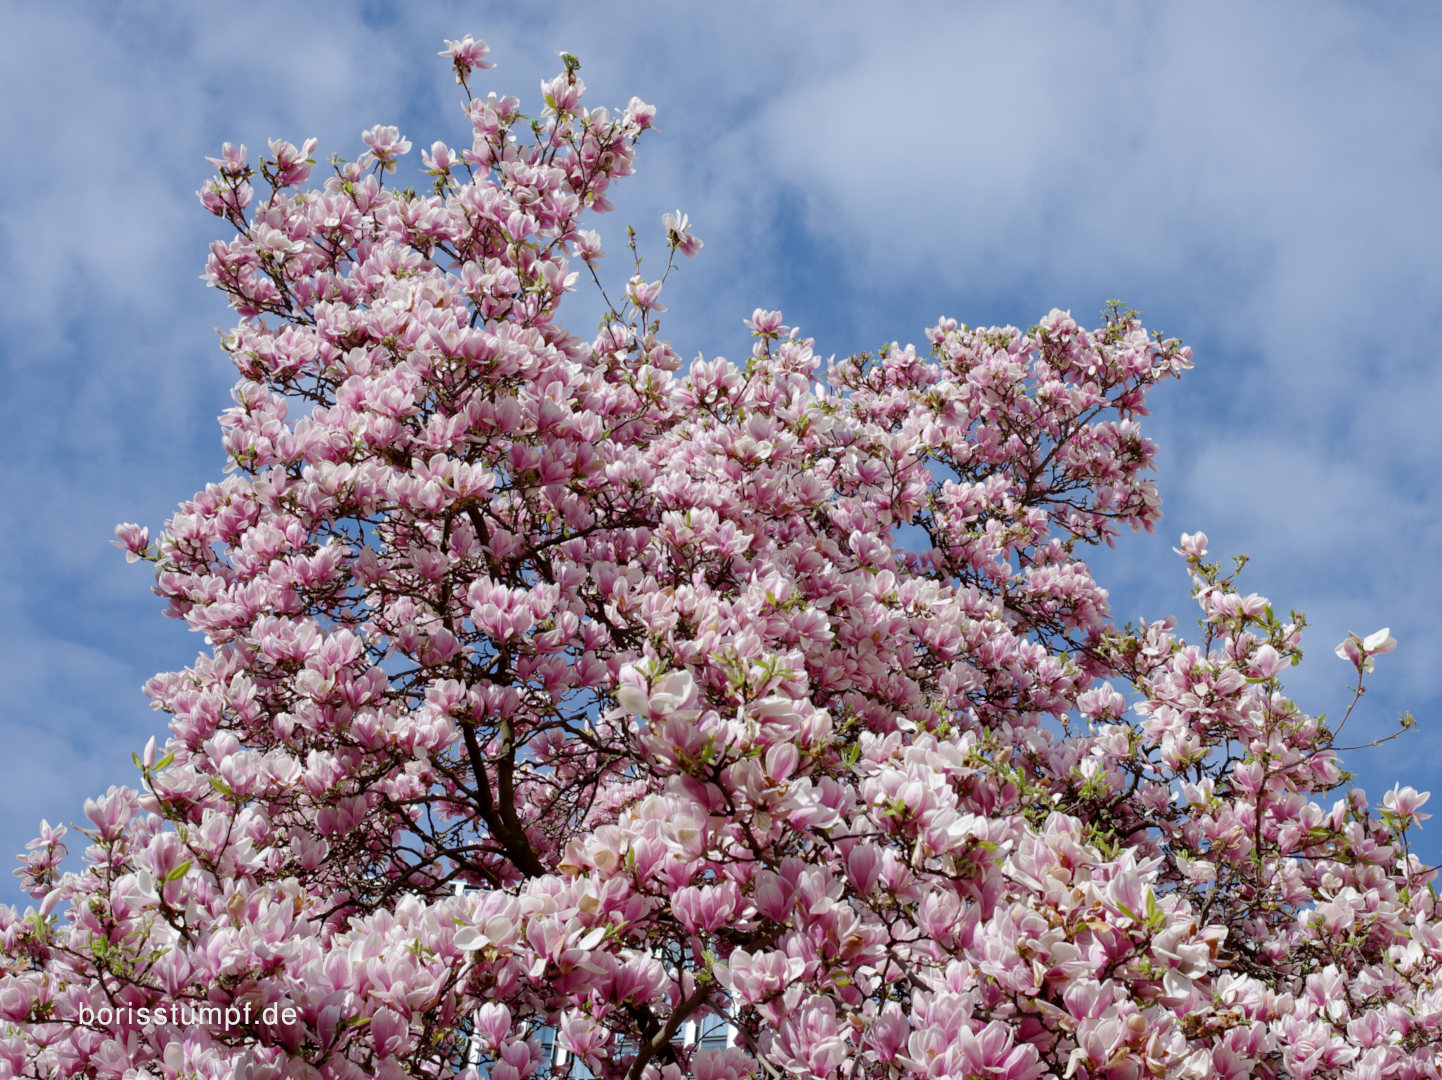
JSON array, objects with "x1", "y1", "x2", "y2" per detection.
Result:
[{"x1": 3, "y1": 1, "x2": 1440, "y2": 903}]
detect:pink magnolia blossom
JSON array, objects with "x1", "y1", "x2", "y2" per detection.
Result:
[
  {"x1": 359, "y1": 124, "x2": 412, "y2": 173},
  {"x1": 662, "y1": 211, "x2": 703, "y2": 257},
  {"x1": 111, "y1": 522, "x2": 150, "y2": 562},
  {"x1": 439, "y1": 34, "x2": 495, "y2": 83},
  {"x1": 1335, "y1": 626, "x2": 1398, "y2": 673},
  {"x1": 1383, "y1": 783, "x2": 1431, "y2": 828}
]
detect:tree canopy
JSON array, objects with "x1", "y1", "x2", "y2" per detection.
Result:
[{"x1": 3, "y1": 35, "x2": 1437, "y2": 1080}]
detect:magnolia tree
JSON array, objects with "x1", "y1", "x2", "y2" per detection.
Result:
[{"x1": 3, "y1": 34, "x2": 1439, "y2": 1080}]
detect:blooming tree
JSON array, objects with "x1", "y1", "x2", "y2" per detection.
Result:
[{"x1": 3, "y1": 34, "x2": 1439, "y2": 1080}]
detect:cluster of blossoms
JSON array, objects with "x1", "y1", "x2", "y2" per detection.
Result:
[{"x1": 2, "y1": 34, "x2": 1438, "y2": 1080}]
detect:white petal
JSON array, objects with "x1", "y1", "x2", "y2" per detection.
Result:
[
  {"x1": 454, "y1": 927, "x2": 490, "y2": 951},
  {"x1": 1363, "y1": 628, "x2": 1396, "y2": 653},
  {"x1": 615, "y1": 684, "x2": 649, "y2": 716}
]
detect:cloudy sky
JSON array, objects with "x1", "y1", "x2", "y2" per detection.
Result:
[{"x1": 2, "y1": 0, "x2": 1439, "y2": 902}]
